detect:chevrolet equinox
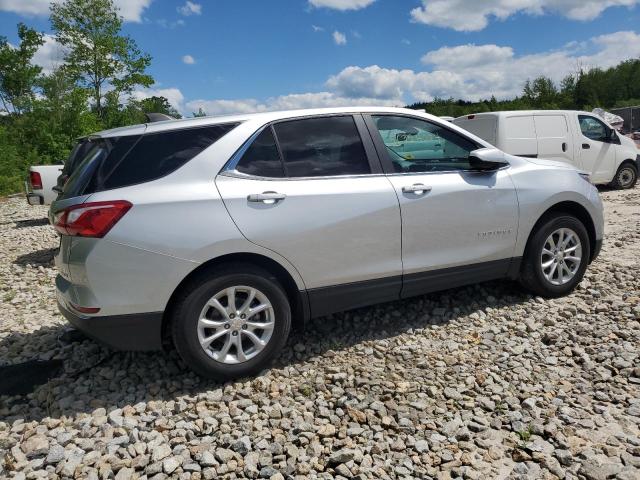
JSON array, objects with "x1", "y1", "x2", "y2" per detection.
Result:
[{"x1": 50, "y1": 107, "x2": 604, "y2": 379}]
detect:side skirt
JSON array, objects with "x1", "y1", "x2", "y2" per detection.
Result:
[{"x1": 307, "y1": 258, "x2": 516, "y2": 318}]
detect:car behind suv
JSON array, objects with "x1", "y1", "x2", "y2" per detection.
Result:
[{"x1": 50, "y1": 107, "x2": 604, "y2": 379}]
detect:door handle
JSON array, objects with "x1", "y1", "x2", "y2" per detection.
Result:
[
  {"x1": 247, "y1": 192, "x2": 286, "y2": 204},
  {"x1": 402, "y1": 184, "x2": 431, "y2": 195},
  {"x1": 582, "y1": 143, "x2": 590, "y2": 149},
  {"x1": 562, "y1": 142, "x2": 567, "y2": 152}
]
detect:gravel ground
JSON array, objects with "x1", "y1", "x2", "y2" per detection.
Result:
[{"x1": 0, "y1": 189, "x2": 639, "y2": 480}]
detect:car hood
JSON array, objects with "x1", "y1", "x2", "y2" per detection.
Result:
[{"x1": 620, "y1": 133, "x2": 638, "y2": 152}]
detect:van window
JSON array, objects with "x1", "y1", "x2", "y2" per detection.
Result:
[
  {"x1": 579, "y1": 115, "x2": 608, "y2": 142},
  {"x1": 534, "y1": 115, "x2": 568, "y2": 138}
]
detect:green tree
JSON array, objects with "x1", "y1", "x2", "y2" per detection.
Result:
[
  {"x1": 135, "y1": 96, "x2": 182, "y2": 119},
  {"x1": 50, "y1": 0, "x2": 154, "y2": 117},
  {"x1": 192, "y1": 107, "x2": 207, "y2": 117},
  {"x1": 0, "y1": 23, "x2": 44, "y2": 113}
]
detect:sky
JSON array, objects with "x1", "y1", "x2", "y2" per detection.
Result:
[{"x1": 1, "y1": 0, "x2": 639, "y2": 116}]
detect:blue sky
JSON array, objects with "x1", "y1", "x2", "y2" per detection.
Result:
[{"x1": 1, "y1": 0, "x2": 639, "y2": 115}]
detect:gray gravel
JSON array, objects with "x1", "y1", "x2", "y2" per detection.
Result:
[{"x1": 1, "y1": 189, "x2": 639, "y2": 479}]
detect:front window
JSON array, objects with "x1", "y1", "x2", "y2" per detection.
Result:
[
  {"x1": 579, "y1": 115, "x2": 608, "y2": 142},
  {"x1": 371, "y1": 115, "x2": 478, "y2": 173}
]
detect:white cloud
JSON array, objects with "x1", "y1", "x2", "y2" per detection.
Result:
[
  {"x1": 31, "y1": 34, "x2": 67, "y2": 74},
  {"x1": 182, "y1": 54, "x2": 195, "y2": 65},
  {"x1": 131, "y1": 87, "x2": 185, "y2": 114},
  {"x1": 0, "y1": 0, "x2": 152, "y2": 22},
  {"x1": 309, "y1": 0, "x2": 375, "y2": 11},
  {"x1": 326, "y1": 30, "x2": 640, "y2": 103},
  {"x1": 410, "y1": 0, "x2": 640, "y2": 31},
  {"x1": 333, "y1": 30, "x2": 347, "y2": 45},
  {"x1": 312, "y1": 25, "x2": 324, "y2": 32},
  {"x1": 182, "y1": 30, "x2": 640, "y2": 116},
  {"x1": 185, "y1": 92, "x2": 400, "y2": 116},
  {"x1": 177, "y1": 1, "x2": 201, "y2": 16}
]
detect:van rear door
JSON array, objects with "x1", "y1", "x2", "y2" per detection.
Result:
[{"x1": 533, "y1": 114, "x2": 574, "y2": 164}]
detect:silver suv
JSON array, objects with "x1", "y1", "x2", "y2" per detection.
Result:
[{"x1": 51, "y1": 107, "x2": 604, "y2": 379}]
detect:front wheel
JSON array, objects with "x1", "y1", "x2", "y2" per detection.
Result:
[
  {"x1": 610, "y1": 162, "x2": 637, "y2": 190},
  {"x1": 171, "y1": 266, "x2": 291, "y2": 379},
  {"x1": 519, "y1": 214, "x2": 590, "y2": 298}
]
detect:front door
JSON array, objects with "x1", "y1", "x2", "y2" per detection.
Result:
[
  {"x1": 365, "y1": 114, "x2": 519, "y2": 297},
  {"x1": 577, "y1": 114, "x2": 616, "y2": 183},
  {"x1": 216, "y1": 115, "x2": 402, "y2": 316}
]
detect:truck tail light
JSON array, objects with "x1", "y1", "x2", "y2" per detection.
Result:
[
  {"x1": 30, "y1": 171, "x2": 43, "y2": 190},
  {"x1": 54, "y1": 200, "x2": 132, "y2": 238}
]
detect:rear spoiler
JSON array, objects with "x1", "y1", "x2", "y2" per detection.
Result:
[{"x1": 145, "y1": 113, "x2": 175, "y2": 123}]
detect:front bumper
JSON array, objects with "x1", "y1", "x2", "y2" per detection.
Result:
[{"x1": 57, "y1": 300, "x2": 163, "y2": 351}]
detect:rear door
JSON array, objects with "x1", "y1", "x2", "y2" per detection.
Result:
[
  {"x1": 534, "y1": 114, "x2": 574, "y2": 164},
  {"x1": 364, "y1": 114, "x2": 518, "y2": 298},
  {"x1": 216, "y1": 115, "x2": 403, "y2": 316}
]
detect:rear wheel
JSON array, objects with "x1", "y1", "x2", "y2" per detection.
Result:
[
  {"x1": 610, "y1": 162, "x2": 637, "y2": 190},
  {"x1": 171, "y1": 266, "x2": 291, "y2": 379},
  {"x1": 520, "y1": 214, "x2": 590, "y2": 298}
]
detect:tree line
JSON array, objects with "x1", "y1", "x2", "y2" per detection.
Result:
[
  {"x1": 0, "y1": 0, "x2": 181, "y2": 195},
  {"x1": 408, "y1": 59, "x2": 640, "y2": 117},
  {"x1": 1, "y1": 0, "x2": 640, "y2": 196}
]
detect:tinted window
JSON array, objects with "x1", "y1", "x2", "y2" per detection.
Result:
[
  {"x1": 274, "y1": 116, "x2": 370, "y2": 177},
  {"x1": 61, "y1": 136, "x2": 138, "y2": 199},
  {"x1": 61, "y1": 123, "x2": 238, "y2": 198},
  {"x1": 579, "y1": 115, "x2": 608, "y2": 142},
  {"x1": 372, "y1": 115, "x2": 478, "y2": 173},
  {"x1": 104, "y1": 124, "x2": 238, "y2": 190},
  {"x1": 236, "y1": 127, "x2": 285, "y2": 177}
]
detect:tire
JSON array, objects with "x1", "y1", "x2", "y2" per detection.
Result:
[
  {"x1": 171, "y1": 265, "x2": 291, "y2": 380},
  {"x1": 520, "y1": 214, "x2": 590, "y2": 298},
  {"x1": 610, "y1": 162, "x2": 637, "y2": 190}
]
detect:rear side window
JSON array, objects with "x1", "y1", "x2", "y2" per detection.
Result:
[
  {"x1": 104, "y1": 124, "x2": 237, "y2": 190},
  {"x1": 273, "y1": 116, "x2": 370, "y2": 177},
  {"x1": 236, "y1": 127, "x2": 285, "y2": 178},
  {"x1": 61, "y1": 123, "x2": 238, "y2": 198}
]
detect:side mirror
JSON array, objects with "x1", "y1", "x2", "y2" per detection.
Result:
[
  {"x1": 469, "y1": 148, "x2": 509, "y2": 171},
  {"x1": 607, "y1": 129, "x2": 621, "y2": 144}
]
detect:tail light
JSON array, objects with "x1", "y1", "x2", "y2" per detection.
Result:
[
  {"x1": 30, "y1": 171, "x2": 43, "y2": 190},
  {"x1": 54, "y1": 200, "x2": 132, "y2": 238}
]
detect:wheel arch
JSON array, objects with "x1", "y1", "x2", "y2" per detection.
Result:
[
  {"x1": 523, "y1": 201, "x2": 597, "y2": 265},
  {"x1": 161, "y1": 252, "x2": 309, "y2": 348}
]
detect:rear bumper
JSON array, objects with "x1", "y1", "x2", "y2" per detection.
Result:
[{"x1": 57, "y1": 301, "x2": 163, "y2": 351}]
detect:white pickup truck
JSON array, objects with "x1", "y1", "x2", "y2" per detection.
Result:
[{"x1": 26, "y1": 164, "x2": 63, "y2": 205}]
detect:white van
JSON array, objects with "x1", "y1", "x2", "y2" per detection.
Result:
[{"x1": 453, "y1": 110, "x2": 639, "y2": 189}]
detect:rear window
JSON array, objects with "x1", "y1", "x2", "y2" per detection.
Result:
[
  {"x1": 61, "y1": 123, "x2": 238, "y2": 198},
  {"x1": 236, "y1": 127, "x2": 285, "y2": 178},
  {"x1": 273, "y1": 116, "x2": 370, "y2": 177}
]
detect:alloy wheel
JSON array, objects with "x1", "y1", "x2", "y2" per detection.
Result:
[
  {"x1": 540, "y1": 228, "x2": 583, "y2": 286},
  {"x1": 197, "y1": 286, "x2": 274, "y2": 364}
]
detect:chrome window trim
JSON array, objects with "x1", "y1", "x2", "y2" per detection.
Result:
[
  {"x1": 219, "y1": 169, "x2": 388, "y2": 181},
  {"x1": 221, "y1": 113, "x2": 380, "y2": 178}
]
